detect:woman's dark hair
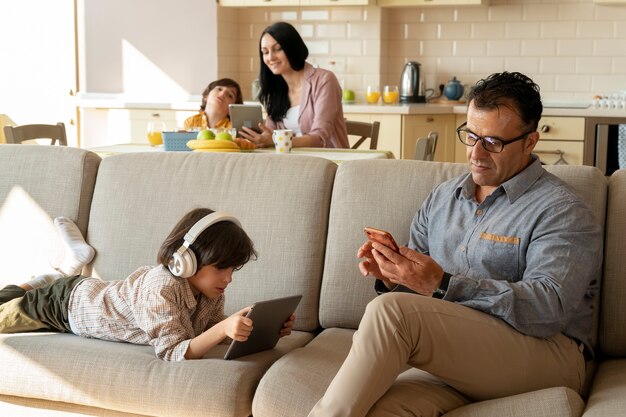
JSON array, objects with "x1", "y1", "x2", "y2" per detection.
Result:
[
  {"x1": 200, "y1": 78, "x2": 244, "y2": 112},
  {"x1": 157, "y1": 208, "x2": 257, "y2": 271},
  {"x1": 258, "y1": 22, "x2": 309, "y2": 122},
  {"x1": 467, "y1": 72, "x2": 543, "y2": 133}
]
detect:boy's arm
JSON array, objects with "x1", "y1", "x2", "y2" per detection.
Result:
[{"x1": 184, "y1": 306, "x2": 252, "y2": 360}]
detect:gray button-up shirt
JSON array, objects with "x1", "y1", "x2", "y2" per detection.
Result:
[{"x1": 407, "y1": 158, "x2": 602, "y2": 353}]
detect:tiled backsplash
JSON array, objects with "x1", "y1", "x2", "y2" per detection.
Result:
[{"x1": 217, "y1": 0, "x2": 626, "y2": 103}]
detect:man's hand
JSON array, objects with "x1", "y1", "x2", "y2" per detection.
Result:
[
  {"x1": 357, "y1": 240, "x2": 395, "y2": 289},
  {"x1": 369, "y1": 242, "x2": 444, "y2": 296}
]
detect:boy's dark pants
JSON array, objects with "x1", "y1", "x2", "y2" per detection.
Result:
[{"x1": 0, "y1": 276, "x2": 84, "y2": 333}]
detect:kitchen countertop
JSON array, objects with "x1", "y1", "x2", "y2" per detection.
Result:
[
  {"x1": 76, "y1": 93, "x2": 626, "y2": 118},
  {"x1": 344, "y1": 102, "x2": 626, "y2": 118}
]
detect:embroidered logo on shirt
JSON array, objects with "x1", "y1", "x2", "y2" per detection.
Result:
[{"x1": 480, "y1": 232, "x2": 520, "y2": 245}]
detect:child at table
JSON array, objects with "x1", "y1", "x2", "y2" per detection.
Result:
[{"x1": 0, "y1": 208, "x2": 295, "y2": 361}]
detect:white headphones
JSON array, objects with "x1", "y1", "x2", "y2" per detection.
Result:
[{"x1": 168, "y1": 211, "x2": 242, "y2": 278}]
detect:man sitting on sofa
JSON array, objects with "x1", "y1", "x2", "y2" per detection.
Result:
[{"x1": 308, "y1": 72, "x2": 603, "y2": 417}]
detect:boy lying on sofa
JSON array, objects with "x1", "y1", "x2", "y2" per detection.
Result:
[{"x1": 0, "y1": 208, "x2": 295, "y2": 361}]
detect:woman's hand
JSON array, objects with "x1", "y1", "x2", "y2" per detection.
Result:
[{"x1": 239, "y1": 123, "x2": 273, "y2": 148}]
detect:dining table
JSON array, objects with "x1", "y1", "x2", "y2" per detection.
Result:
[{"x1": 86, "y1": 143, "x2": 395, "y2": 164}]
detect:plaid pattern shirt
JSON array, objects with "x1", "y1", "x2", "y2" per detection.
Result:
[{"x1": 68, "y1": 265, "x2": 227, "y2": 361}]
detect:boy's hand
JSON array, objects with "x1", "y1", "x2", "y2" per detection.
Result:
[
  {"x1": 279, "y1": 314, "x2": 295, "y2": 338},
  {"x1": 223, "y1": 307, "x2": 253, "y2": 342}
]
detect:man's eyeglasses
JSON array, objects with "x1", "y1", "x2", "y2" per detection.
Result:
[{"x1": 456, "y1": 122, "x2": 534, "y2": 153}]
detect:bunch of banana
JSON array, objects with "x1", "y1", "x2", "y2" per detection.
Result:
[{"x1": 186, "y1": 139, "x2": 241, "y2": 152}]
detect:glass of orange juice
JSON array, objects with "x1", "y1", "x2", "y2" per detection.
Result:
[
  {"x1": 366, "y1": 85, "x2": 381, "y2": 104},
  {"x1": 147, "y1": 121, "x2": 166, "y2": 146},
  {"x1": 383, "y1": 85, "x2": 399, "y2": 105}
]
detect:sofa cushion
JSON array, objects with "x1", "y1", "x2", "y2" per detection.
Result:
[
  {"x1": 0, "y1": 331, "x2": 313, "y2": 417},
  {"x1": 253, "y1": 327, "x2": 354, "y2": 417},
  {"x1": 86, "y1": 152, "x2": 336, "y2": 331},
  {"x1": 583, "y1": 359, "x2": 626, "y2": 417},
  {"x1": 444, "y1": 386, "x2": 584, "y2": 417},
  {"x1": 0, "y1": 145, "x2": 100, "y2": 287},
  {"x1": 254, "y1": 327, "x2": 585, "y2": 417},
  {"x1": 598, "y1": 169, "x2": 626, "y2": 356}
]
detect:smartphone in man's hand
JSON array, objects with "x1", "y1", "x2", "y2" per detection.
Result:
[{"x1": 364, "y1": 227, "x2": 400, "y2": 253}]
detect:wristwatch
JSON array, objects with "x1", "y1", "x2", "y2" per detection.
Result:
[{"x1": 432, "y1": 272, "x2": 452, "y2": 299}]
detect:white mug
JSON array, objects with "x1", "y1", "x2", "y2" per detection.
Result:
[{"x1": 272, "y1": 129, "x2": 294, "y2": 153}]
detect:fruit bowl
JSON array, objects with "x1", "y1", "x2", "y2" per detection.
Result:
[{"x1": 186, "y1": 139, "x2": 241, "y2": 152}]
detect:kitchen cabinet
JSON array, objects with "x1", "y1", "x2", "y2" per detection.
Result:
[
  {"x1": 402, "y1": 114, "x2": 456, "y2": 162},
  {"x1": 452, "y1": 115, "x2": 585, "y2": 166},
  {"x1": 219, "y1": 0, "x2": 372, "y2": 6},
  {"x1": 344, "y1": 113, "x2": 402, "y2": 158},
  {"x1": 593, "y1": 0, "x2": 626, "y2": 4},
  {"x1": 219, "y1": 0, "x2": 297, "y2": 6},
  {"x1": 534, "y1": 116, "x2": 585, "y2": 166},
  {"x1": 377, "y1": 0, "x2": 488, "y2": 7},
  {"x1": 454, "y1": 114, "x2": 467, "y2": 163},
  {"x1": 301, "y1": 0, "x2": 373, "y2": 5},
  {"x1": 344, "y1": 111, "x2": 456, "y2": 160}
]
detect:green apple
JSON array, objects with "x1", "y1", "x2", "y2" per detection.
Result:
[
  {"x1": 342, "y1": 89, "x2": 355, "y2": 103},
  {"x1": 197, "y1": 129, "x2": 215, "y2": 140},
  {"x1": 215, "y1": 131, "x2": 233, "y2": 141}
]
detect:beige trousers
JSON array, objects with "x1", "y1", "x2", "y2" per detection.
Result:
[{"x1": 308, "y1": 293, "x2": 585, "y2": 417}]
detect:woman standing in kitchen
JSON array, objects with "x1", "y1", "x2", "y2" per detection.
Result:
[
  {"x1": 239, "y1": 22, "x2": 349, "y2": 149},
  {"x1": 183, "y1": 78, "x2": 244, "y2": 130}
]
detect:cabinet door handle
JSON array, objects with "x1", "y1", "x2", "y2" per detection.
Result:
[
  {"x1": 426, "y1": 117, "x2": 434, "y2": 123},
  {"x1": 540, "y1": 124, "x2": 550, "y2": 133},
  {"x1": 151, "y1": 113, "x2": 160, "y2": 118}
]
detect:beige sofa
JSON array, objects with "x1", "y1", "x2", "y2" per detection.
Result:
[{"x1": 0, "y1": 144, "x2": 624, "y2": 417}]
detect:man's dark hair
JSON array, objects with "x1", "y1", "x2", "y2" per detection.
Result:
[
  {"x1": 157, "y1": 208, "x2": 257, "y2": 271},
  {"x1": 467, "y1": 72, "x2": 543, "y2": 132},
  {"x1": 258, "y1": 22, "x2": 309, "y2": 122}
]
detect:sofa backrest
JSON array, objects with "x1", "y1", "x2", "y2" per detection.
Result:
[
  {"x1": 85, "y1": 152, "x2": 337, "y2": 332},
  {"x1": 320, "y1": 160, "x2": 608, "y2": 342},
  {"x1": 320, "y1": 160, "x2": 468, "y2": 328},
  {"x1": 0, "y1": 145, "x2": 100, "y2": 286},
  {"x1": 599, "y1": 169, "x2": 626, "y2": 357}
]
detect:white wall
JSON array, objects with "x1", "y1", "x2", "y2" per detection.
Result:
[{"x1": 78, "y1": 0, "x2": 218, "y2": 100}]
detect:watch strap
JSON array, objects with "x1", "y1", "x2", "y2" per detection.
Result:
[{"x1": 432, "y1": 272, "x2": 452, "y2": 299}]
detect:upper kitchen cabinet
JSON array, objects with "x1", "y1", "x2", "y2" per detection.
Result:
[
  {"x1": 219, "y1": 0, "x2": 298, "y2": 6},
  {"x1": 593, "y1": 0, "x2": 626, "y2": 4},
  {"x1": 218, "y1": 0, "x2": 372, "y2": 6},
  {"x1": 377, "y1": 0, "x2": 488, "y2": 7},
  {"x1": 301, "y1": 0, "x2": 374, "y2": 5}
]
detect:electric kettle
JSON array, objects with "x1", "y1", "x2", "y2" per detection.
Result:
[{"x1": 399, "y1": 61, "x2": 426, "y2": 103}]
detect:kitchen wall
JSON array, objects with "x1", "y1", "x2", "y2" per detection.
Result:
[{"x1": 219, "y1": 0, "x2": 626, "y2": 104}]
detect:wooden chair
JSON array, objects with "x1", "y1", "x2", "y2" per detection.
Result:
[
  {"x1": 3, "y1": 122, "x2": 67, "y2": 146},
  {"x1": 346, "y1": 120, "x2": 380, "y2": 150},
  {"x1": 413, "y1": 131, "x2": 438, "y2": 161}
]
